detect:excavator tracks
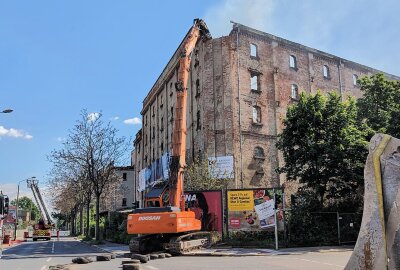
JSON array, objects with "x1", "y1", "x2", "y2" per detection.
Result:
[
  {"x1": 129, "y1": 232, "x2": 211, "y2": 255},
  {"x1": 165, "y1": 232, "x2": 211, "y2": 255}
]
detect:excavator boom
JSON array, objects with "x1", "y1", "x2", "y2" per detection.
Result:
[{"x1": 127, "y1": 19, "x2": 211, "y2": 255}]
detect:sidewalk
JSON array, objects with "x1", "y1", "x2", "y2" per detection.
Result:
[{"x1": 90, "y1": 240, "x2": 353, "y2": 257}]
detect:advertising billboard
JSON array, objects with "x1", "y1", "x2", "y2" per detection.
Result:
[
  {"x1": 184, "y1": 190, "x2": 223, "y2": 233},
  {"x1": 227, "y1": 188, "x2": 283, "y2": 232}
]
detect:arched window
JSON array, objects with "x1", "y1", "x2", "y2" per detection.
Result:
[
  {"x1": 323, "y1": 65, "x2": 330, "y2": 78},
  {"x1": 353, "y1": 74, "x2": 359, "y2": 86},
  {"x1": 254, "y1": 146, "x2": 265, "y2": 158},
  {"x1": 289, "y1": 55, "x2": 297, "y2": 69},
  {"x1": 291, "y1": 84, "x2": 299, "y2": 99},
  {"x1": 252, "y1": 106, "x2": 261, "y2": 124}
]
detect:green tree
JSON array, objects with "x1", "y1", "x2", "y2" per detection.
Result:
[
  {"x1": 11, "y1": 196, "x2": 40, "y2": 221},
  {"x1": 49, "y1": 110, "x2": 127, "y2": 240},
  {"x1": 184, "y1": 158, "x2": 230, "y2": 191},
  {"x1": 277, "y1": 91, "x2": 368, "y2": 209},
  {"x1": 357, "y1": 73, "x2": 400, "y2": 136}
]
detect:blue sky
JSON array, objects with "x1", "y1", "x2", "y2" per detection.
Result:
[{"x1": 1, "y1": 0, "x2": 399, "y2": 201}]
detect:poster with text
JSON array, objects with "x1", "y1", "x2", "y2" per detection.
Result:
[
  {"x1": 208, "y1": 156, "x2": 234, "y2": 179},
  {"x1": 227, "y1": 188, "x2": 283, "y2": 231},
  {"x1": 184, "y1": 190, "x2": 223, "y2": 233}
]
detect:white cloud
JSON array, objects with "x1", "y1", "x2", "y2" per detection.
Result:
[
  {"x1": 110, "y1": 116, "x2": 119, "y2": 121},
  {"x1": 123, "y1": 117, "x2": 141, "y2": 125},
  {"x1": 56, "y1": 137, "x2": 66, "y2": 142},
  {"x1": 0, "y1": 126, "x2": 33, "y2": 140},
  {"x1": 87, "y1": 112, "x2": 100, "y2": 122}
]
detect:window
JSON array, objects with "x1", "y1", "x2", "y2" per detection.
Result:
[
  {"x1": 160, "y1": 117, "x2": 164, "y2": 132},
  {"x1": 251, "y1": 73, "x2": 259, "y2": 91},
  {"x1": 122, "y1": 198, "x2": 127, "y2": 207},
  {"x1": 145, "y1": 134, "x2": 148, "y2": 146},
  {"x1": 252, "y1": 106, "x2": 261, "y2": 124},
  {"x1": 122, "y1": 173, "x2": 127, "y2": 181},
  {"x1": 161, "y1": 142, "x2": 164, "y2": 153},
  {"x1": 353, "y1": 74, "x2": 359, "y2": 86},
  {"x1": 195, "y1": 79, "x2": 200, "y2": 97},
  {"x1": 137, "y1": 143, "x2": 140, "y2": 153},
  {"x1": 254, "y1": 146, "x2": 265, "y2": 158},
  {"x1": 152, "y1": 106, "x2": 155, "y2": 117},
  {"x1": 152, "y1": 126, "x2": 155, "y2": 139},
  {"x1": 323, "y1": 65, "x2": 330, "y2": 79},
  {"x1": 291, "y1": 84, "x2": 299, "y2": 100},
  {"x1": 169, "y1": 82, "x2": 173, "y2": 96},
  {"x1": 196, "y1": 110, "x2": 201, "y2": 130},
  {"x1": 289, "y1": 55, "x2": 297, "y2": 69},
  {"x1": 170, "y1": 106, "x2": 174, "y2": 122},
  {"x1": 250, "y1": 43, "x2": 257, "y2": 58},
  {"x1": 145, "y1": 115, "x2": 148, "y2": 126}
]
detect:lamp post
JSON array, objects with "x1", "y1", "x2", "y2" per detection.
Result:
[{"x1": 14, "y1": 177, "x2": 35, "y2": 240}]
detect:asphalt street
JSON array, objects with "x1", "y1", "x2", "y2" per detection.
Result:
[
  {"x1": 0, "y1": 238, "x2": 352, "y2": 270},
  {"x1": 0, "y1": 237, "x2": 104, "y2": 270}
]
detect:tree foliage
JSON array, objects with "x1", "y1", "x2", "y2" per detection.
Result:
[
  {"x1": 48, "y1": 110, "x2": 128, "y2": 240},
  {"x1": 11, "y1": 196, "x2": 40, "y2": 221},
  {"x1": 357, "y1": 73, "x2": 400, "y2": 138},
  {"x1": 277, "y1": 91, "x2": 368, "y2": 209},
  {"x1": 184, "y1": 158, "x2": 230, "y2": 191}
]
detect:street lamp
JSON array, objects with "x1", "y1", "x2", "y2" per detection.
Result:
[
  {"x1": 14, "y1": 177, "x2": 35, "y2": 240},
  {"x1": 1, "y1": 109, "x2": 13, "y2": 114}
]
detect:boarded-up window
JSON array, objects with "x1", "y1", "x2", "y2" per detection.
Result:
[
  {"x1": 252, "y1": 106, "x2": 261, "y2": 123},
  {"x1": 353, "y1": 74, "x2": 358, "y2": 86},
  {"x1": 323, "y1": 65, "x2": 330, "y2": 78},
  {"x1": 250, "y1": 43, "x2": 257, "y2": 58},
  {"x1": 291, "y1": 84, "x2": 299, "y2": 99},
  {"x1": 251, "y1": 74, "x2": 259, "y2": 91},
  {"x1": 289, "y1": 55, "x2": 297, "y2": 69},
  {"x1": 254, "y1": 146, "x2": 265, "y2": 158}
]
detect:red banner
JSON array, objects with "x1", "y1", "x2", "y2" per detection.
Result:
[{"x1": 184, "y1": 190, "x2": 223, "y2": 233}]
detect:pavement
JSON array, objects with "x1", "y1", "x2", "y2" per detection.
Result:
[{"x1": 90, "y1": 240, "x2": 354, "y2": 257}]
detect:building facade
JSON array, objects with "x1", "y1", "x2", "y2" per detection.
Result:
[
  {"x1": 131, "y1": 22, "x2": 399, "y2": 198},
  {"x1": 99, "y1": 166, "x2": 135, "y2": 213}
]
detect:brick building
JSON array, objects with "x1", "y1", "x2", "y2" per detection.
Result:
[{"x1": 131, "y1": 21, "x2": 399, "y2": 200}]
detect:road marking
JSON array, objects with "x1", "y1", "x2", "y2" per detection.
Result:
[
  {"x1": 40, "y1": 266, "x2": 47, "y2": 270},
  {"x1": 46, "y1": 257, "x2": 52, "y2": 262},
  {"x1": 52, "y1": 242, "x2": 55, "y2": 254},
  {"x1": 145, "y1": 266, "x2": 159, "y2": 270}
]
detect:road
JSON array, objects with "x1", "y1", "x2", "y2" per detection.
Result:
[
  {"x1": 0, "y1": 237, "x2": 104, "y2": 270},
  {"x1": 0, "y1": 238, "x2": 352, "y2": 270}
]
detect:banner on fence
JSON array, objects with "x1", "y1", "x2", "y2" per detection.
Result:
[
  {"x1": 227, "y1": 188, "x2": 283, "y2": 231},
  {"x1": 184, "y1": 190, "x2": 223, "y2": 233}
]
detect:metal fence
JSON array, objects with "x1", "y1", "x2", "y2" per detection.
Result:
[{"x1": 285, "y1": 210, "x2": 362, "y2": 247}]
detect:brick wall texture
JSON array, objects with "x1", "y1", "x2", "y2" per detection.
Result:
[{"x1": 131, "y1": 22, "x2": 400, "y2": 193}]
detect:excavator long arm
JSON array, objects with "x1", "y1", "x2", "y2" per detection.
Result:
[{"x1": 169, "y1": 19, "x2": 210, "y2": 209}]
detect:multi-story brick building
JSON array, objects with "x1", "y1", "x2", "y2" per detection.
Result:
[{"x1": 131, "y1": 21, "x2": 399, "y2": 200}]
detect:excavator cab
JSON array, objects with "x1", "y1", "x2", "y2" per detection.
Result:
[{"x1": 144, "y1": 182, "x2": 169, "y2": 208}]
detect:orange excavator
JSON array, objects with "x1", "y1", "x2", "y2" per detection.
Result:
[{"x1": 127, "y1": 19, "x2": 211, "y2": 255}]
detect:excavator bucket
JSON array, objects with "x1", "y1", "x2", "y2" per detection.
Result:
[{"x1": 345, "y1": 134, "x2": 400, "y2": 270}]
